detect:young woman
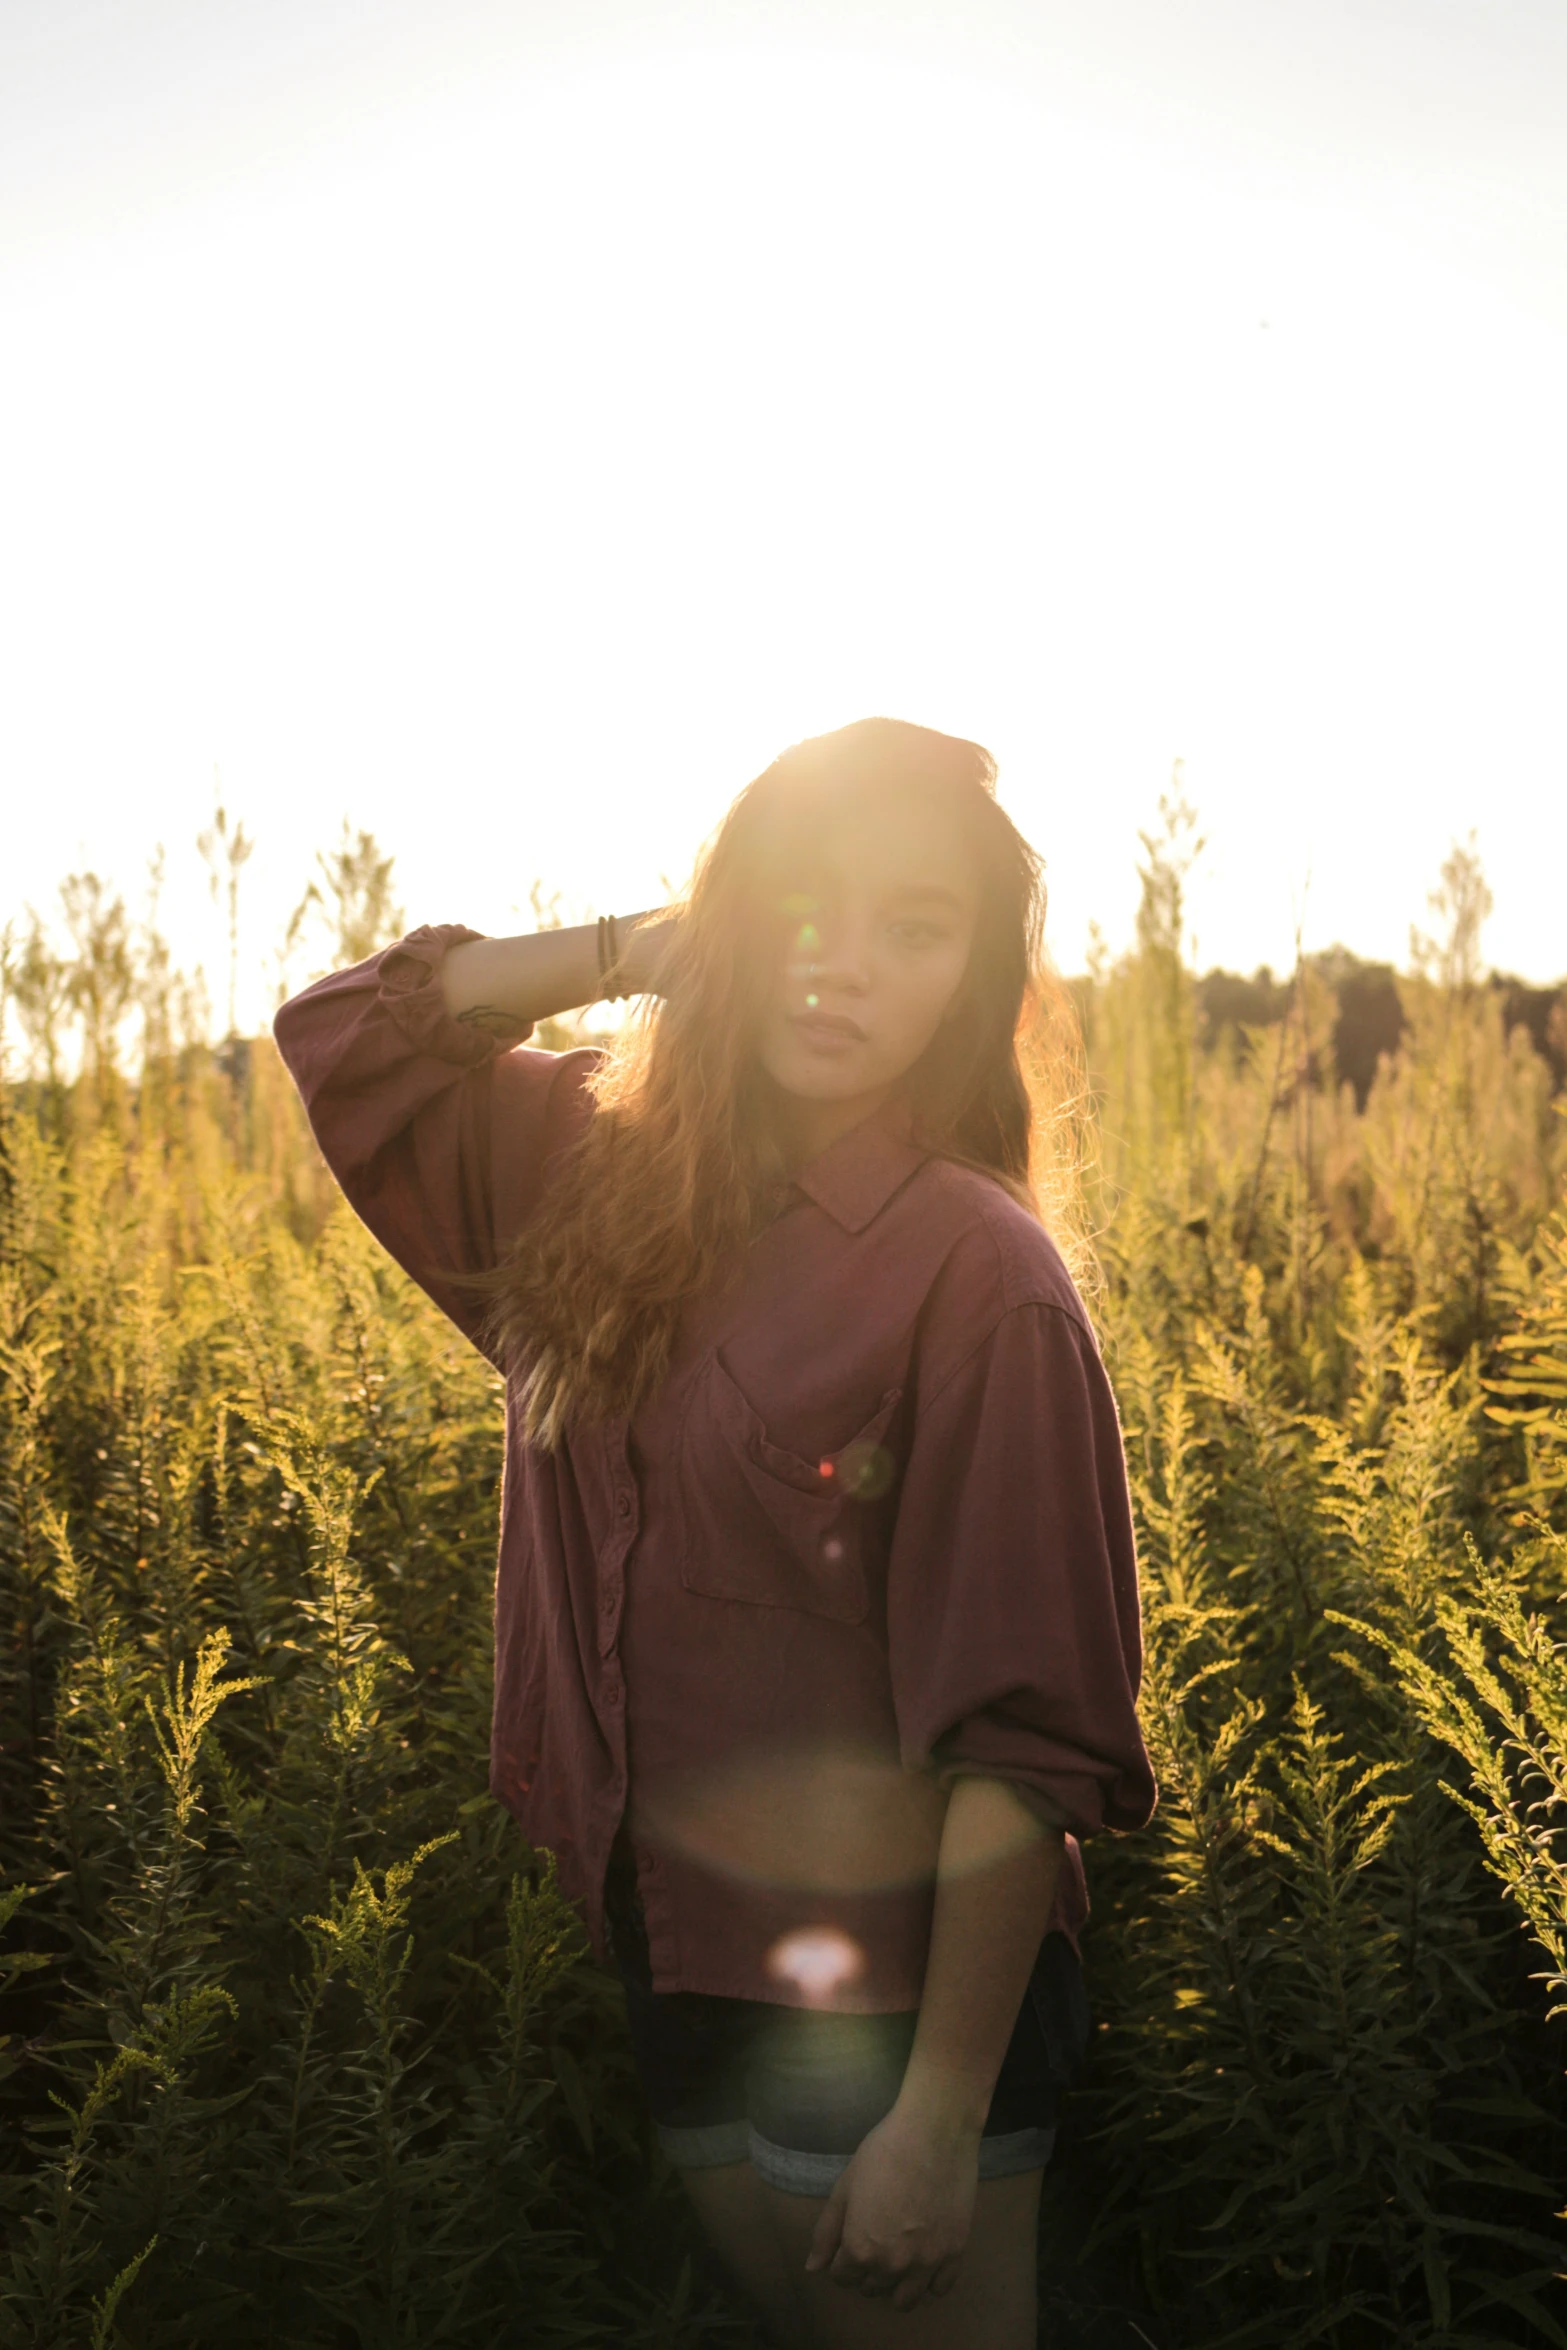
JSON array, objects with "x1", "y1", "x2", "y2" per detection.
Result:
[{"x1": 275, "y1": 716, "x2": 1155, "y2": 2349}]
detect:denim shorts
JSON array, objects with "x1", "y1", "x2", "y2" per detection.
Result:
[{"x1": 605, "y1": 1853, "x2": 1089, "y2": 2199}]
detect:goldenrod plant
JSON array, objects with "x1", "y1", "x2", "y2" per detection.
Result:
[{"x1": 1, "y1": 831, "x2": 1563, "y2": 2347}]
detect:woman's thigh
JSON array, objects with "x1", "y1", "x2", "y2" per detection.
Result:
[
  {"x1": 679, "y1": 2158, "x2": 811, "y2": 2347},
  {"x1": 703, "y1": 2167, "x2": 1041, "y2": 2350}
]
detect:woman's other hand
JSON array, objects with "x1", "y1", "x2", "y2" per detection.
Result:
[{"x1": 804, "y1": 2097, "x2": 980, "y2": 2312}]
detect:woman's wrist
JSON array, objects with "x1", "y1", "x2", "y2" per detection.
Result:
[
  {"x1": 438, "y1": 910, "x2": 674, "y2": 1029},
  {"x1": 889, "y1": 2070, "x2": 990, "y2": 2145}
]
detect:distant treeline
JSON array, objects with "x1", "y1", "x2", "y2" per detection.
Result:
[{"x1": 1195, "y1": 954, "x2": 1567, "y2": 1108}]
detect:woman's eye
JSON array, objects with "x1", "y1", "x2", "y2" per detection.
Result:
[{"x1": 889, "y1": 920, "x2": 946, "y2": 947}]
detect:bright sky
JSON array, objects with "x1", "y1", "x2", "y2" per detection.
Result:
[{"x1": 3, "y1": 0, "x2": 1566, "y2": 1030}]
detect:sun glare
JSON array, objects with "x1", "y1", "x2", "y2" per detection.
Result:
[
  {"x1": 765, "y1": 1926, "x2": 866, "y2": 2006},
  {"x1": 1, "y1": 37, "x2": 1564, "y2": 1015}
]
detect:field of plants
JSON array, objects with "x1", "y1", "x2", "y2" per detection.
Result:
[{"x1": 1, "y1": 811, "x2": 1564, "y2": 2348}]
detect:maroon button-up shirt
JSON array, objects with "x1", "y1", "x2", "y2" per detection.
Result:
[{"x1": 275, "y1": 924, "x2": 1155, "y2": 2009}]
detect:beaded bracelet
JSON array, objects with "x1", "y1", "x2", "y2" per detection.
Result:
[{"x1": 596, "y1": 912, "x2": 626, "y2": 1002}]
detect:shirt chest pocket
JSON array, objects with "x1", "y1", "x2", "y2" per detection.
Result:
[{"x1": 679, "y1": 1357, "x2": 903, "y2": 1624}]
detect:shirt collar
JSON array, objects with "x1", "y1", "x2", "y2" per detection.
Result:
[{"x1": 791, "y1": 1098, "x2": 929, "y2": 1234}]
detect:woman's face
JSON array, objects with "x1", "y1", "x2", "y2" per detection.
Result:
[{"x1": 754, "y1": 787, "x2": 981, "y2": 1113}]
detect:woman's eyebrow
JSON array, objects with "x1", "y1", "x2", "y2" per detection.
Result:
[{"x1": 882, "y1": 883, "x2": 967, "y2": 911}]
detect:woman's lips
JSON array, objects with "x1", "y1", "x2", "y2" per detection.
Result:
[{"x1": 790, "y1": 1010, "x2": 867, "y2": 1052}]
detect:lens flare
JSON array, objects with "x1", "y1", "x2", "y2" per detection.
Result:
[
  {"x1": 765, "y1": 1926, "x2": 865, "y2": 2006},
  {"x1": 786, "y1": 917, "x2": 825, "y2": 1007},
  {"x1": 635, "y1": 1741, "x2": 946, "y2": 1892},
  {"x1": 818, "y1": 1443, "x2": 894, "y2": 1501}
]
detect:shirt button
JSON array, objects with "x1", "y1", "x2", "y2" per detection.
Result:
[
  {"x1": 606, "y1": 1680, "x2": 623, "y2": 1706},
  {"x1": 615, "y1": 1491, "x2": 633, "y2": 1518}
]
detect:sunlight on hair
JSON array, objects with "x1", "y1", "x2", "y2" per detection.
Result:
[
  {"x1": 494, "y1": 716, "x2": 1095, "y2": 1441},
  {"x1": 765, "y1": 1927, "x2": 865, "y2": 2006}
]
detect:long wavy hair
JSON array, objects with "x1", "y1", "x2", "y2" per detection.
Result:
[{"x1": 491, "y1": 717, "x2": 1091, "y2": 1445}]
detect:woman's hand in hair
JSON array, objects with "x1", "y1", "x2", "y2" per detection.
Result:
[
  {"x1": 614, "y1": 909, "x2": 679, "y2": 998},
  {"x1": 804, "y1": 2101, "x2": 979, "y2": 2310}
]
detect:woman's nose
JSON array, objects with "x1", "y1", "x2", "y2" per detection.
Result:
[{"x1": 796, "y1": 913, "x2": 872, "y2": 993}]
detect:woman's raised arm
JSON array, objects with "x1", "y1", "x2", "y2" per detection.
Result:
[
  {"x1": 274, "y1": 911, "x2": 672, "y2": 1358},
  {"x1": 440, "y1": 911, "x2": 673, "y2": 1033}
]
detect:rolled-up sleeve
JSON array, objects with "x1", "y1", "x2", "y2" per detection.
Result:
[
  {"x1": 273, "y1": 924, "x2": 596, "y2": 1356},
  {"x1": 887, "y1": 1302, "x2": 1156, "y2": 1841}
]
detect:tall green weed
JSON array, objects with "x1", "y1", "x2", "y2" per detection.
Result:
[{"x1": 2, "y1": 837, "x2": 1565, "y2": 2346}]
